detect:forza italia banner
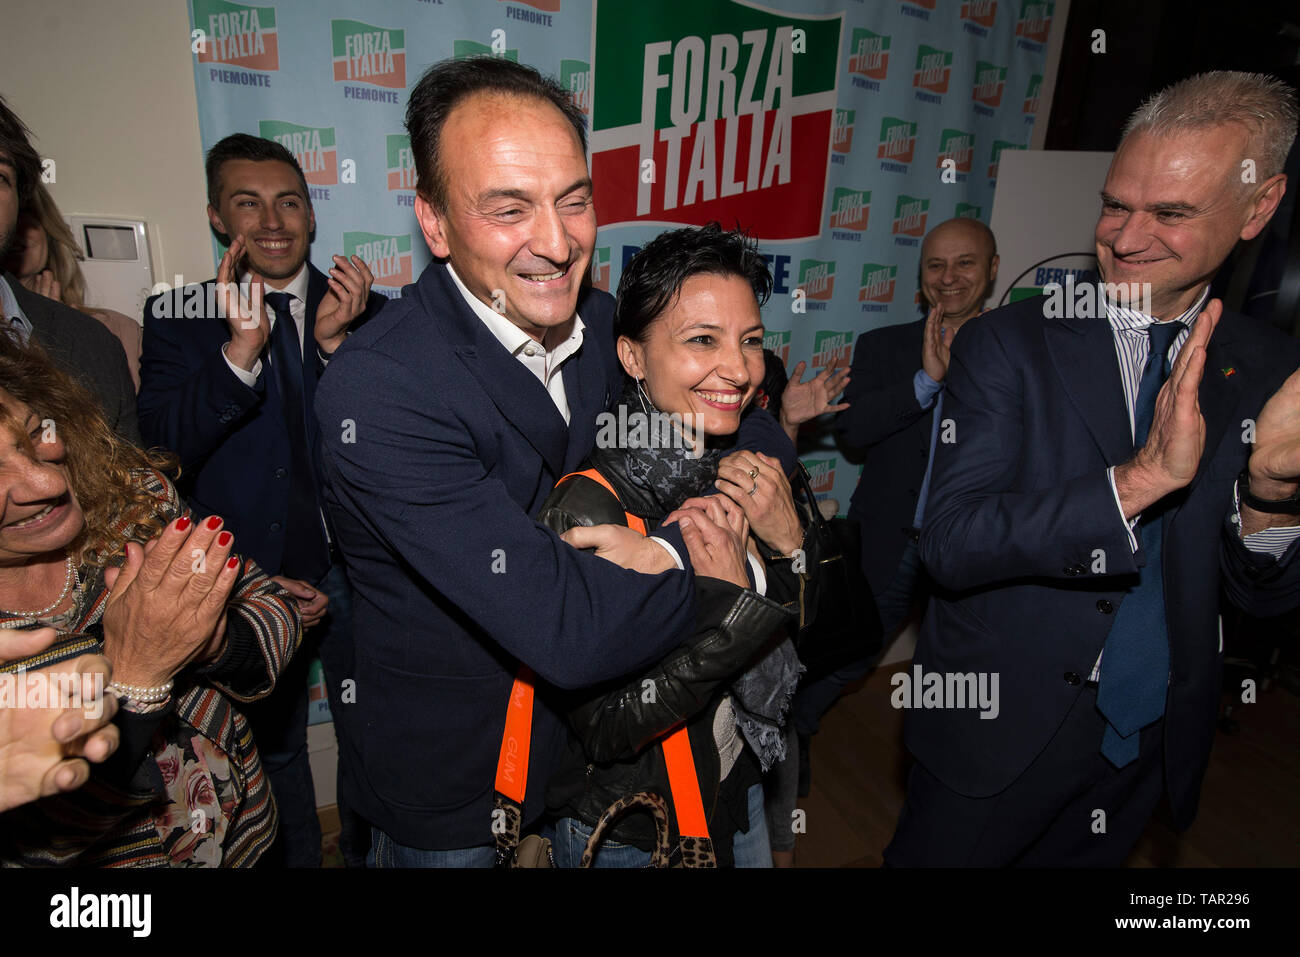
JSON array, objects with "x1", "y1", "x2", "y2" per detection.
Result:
[{"x1": 188, "y1": 0, "x2": 1054, "y2": 523}]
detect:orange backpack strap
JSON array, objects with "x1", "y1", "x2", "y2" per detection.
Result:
[
  {"x1": 492, "y1": 666, "x2": 535, "y2": 865},
  {"x1": 556, "y1": 468, "x2": 649, "y2": 536},
  {"x1": 660, "y1": 727, "x2": 711, "y2": 839},
  {"x1": 495, "y1": 666, "x2": 534, "y2": 804}
]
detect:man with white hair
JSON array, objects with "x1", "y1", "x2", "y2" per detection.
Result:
[{"x1": 886, "y1": 71, "x2": 1300, "y2": 866}]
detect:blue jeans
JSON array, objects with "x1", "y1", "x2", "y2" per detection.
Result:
[
  {"x1": 793, "y1": 539, "x2": 925, "y2": 737},
  {"x1": 367, "y1": 827, "x2": 498, "y2": 868},
  {"x1": 731, "y1": 782, "x2": 773, "y2": 867},
  {"x1": 553, "y1": 783, "x2": 772, "y2": 867}
]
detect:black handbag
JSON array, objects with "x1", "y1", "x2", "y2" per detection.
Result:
[{"x1": 790, "y1": 462, "x2": 884, "y2": 680}]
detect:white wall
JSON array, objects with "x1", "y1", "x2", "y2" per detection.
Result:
[{"x1": 0, "y1": 0, "x2": 214, "y2": 295}]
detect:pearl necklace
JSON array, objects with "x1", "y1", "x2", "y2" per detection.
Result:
[{"x1": 1, "y1": 555, "x2": 78, "y2": 622}]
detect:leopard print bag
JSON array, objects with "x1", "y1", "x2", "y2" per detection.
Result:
[{"x1": 579, "y1": 791, "x2": 717, "y2": 868}]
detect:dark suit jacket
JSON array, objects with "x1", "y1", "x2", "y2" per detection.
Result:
[
  {"x1": 137, "y1": 263, "x2": 384, "y2": 576},
  {"x1": 838, "y1": 318, "x2": 933, "y2": 593},
  {"x1": 314, "y1": 262, "x2": 792, "y2": 849},
  {"x1": 911, "y1": 296, "x2": 1300, "y2": 828},
  {"x1": 9, "y1": 274, "x2": 141, "y2": 446}
]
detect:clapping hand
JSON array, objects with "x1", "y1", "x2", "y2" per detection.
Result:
[
  {"x1": 217, "y1": 236, "x2": 268, "y2": 372},
  {"x1": 1242, "y1": 360, "x2": 1300, "y2": 534},
  {"x1": 921, "y1": 303, "x2": 953, "y2": 383},
  {"x1": 0, "y1": 627, "x2": 119, "y2": 812},
  {"x1": 315, "y1": 254, "x2": 375, "y2": 355},
  {"x1": 101, "y1": 515, "x2": 242, "y2": 691}
]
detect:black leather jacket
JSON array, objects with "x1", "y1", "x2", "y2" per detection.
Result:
[{"x1": 539, "y1": 452, "x2": 817, "y2": 856}]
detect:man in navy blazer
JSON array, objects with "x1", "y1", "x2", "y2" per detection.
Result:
[
  {"x1": 886, "y1": 72, "x2": 1300, "y2": 866},
  {"x1": 138, "y1": 134, "x2": 384, "y2": 866},
  {"x1": 315, "y1": 57, "x2": 793, "y2": 866}
]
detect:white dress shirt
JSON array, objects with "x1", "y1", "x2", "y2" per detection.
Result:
[
  {"x1": 444, "y1": 264, "x2": 703, "y2": 573},
  {"x1": 445, "y1": 263, "x2": 584, "y2": 424},
  {"x1": 222, "y1": 264, "x2": 311, "y2": 385}
]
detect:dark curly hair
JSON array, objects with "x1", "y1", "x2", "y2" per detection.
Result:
[
  {"x1": 613, "y1": 223, "x2": 773, "y2": 344},
  {"x1": 0, "y1": 333, "x2": 175, "y2": 567}
]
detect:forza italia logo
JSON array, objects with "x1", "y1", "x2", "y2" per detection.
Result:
[
  {"x1": 828, "y1": 188, "x2": 869, "y2": 232},
  {"x1": 859, "y1": 263, "x2": 897, "y2": 304},
  {"x1": 194, "y1": 0, "x2": 278, "y2": 71},
  {"x1": 344, "y1": 232, "x2": 412, "y2": 288},
  {"x1": 331, "y1": 19, "x2": 405, "y2": 88},
  {"x1": 797, "y1": 260, "x2": 836, "y2": 301},
  {"x1": 802, "y1": 456, "x2": 837, "y2": 494},
  {"x1": 590, "y1": 0, "x2": 842, "y2": 240},
  {"x1": 259, "y1": 120, "x2": 337, "y2": 185},
  {"x1": 386, "y1": 135, "x2": 415, "y2": 191}
]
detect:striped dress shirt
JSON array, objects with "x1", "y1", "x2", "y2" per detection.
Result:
[{"x1": 1092, "y1": 286, "x2": 1300, "y2": 680}]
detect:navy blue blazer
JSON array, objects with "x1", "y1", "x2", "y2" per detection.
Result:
[
  {"x1": 911, "y1": 296, "x2": 1300, "y2": 827},
  {"x1": 137, "y1": 264, "x2": 384, "y2": 576},
  {"x1": 838, "y1": 318, "x2": 933, "y2": 592},
  {"x1": 314, "y1": 262, "x2": 793, "y2": 850}
]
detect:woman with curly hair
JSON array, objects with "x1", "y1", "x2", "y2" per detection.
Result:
[
  {"x1": 2, "y1": 182, "x2": 142, "y2": 389},
  {"x1": 0, "y1": 332, "x2": 301, "y2": 865}
]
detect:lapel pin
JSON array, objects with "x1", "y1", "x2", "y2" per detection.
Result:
[{"x1": 1222, "y1": 367, "x2": 1236, "y2": 378}]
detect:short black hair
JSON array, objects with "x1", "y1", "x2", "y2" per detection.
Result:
[
  {"x1": 0, "y1": 95, "x2": 43, "y2": 206},
  {"x1": 614, "y1": 223, "x2": 773, "y2": 343},
  {"x1": 205, "y1": 133, "x2": 311, "y2": 210},
  {"x1": 405, "y1": 56, "x2": 587, "y2": 210}
]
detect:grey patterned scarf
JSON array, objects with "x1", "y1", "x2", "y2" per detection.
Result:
[{"x1": 590, "y1": 378, "x2": 801, "y2": 770}]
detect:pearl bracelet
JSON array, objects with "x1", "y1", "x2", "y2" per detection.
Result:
[
  {"x1": 108, "y1": 680, "x2": 174, "y2": 704},
  {"x1": 119, "y1": 696, "x2": 171, "y2": 715}
]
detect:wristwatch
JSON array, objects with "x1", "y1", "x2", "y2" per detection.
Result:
[{"x1": 1237, "y1": 468, "x2": 1300, "y2": 515}]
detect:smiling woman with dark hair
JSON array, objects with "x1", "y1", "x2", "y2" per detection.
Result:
[
  {"x1": 0, "y1": 333, "x2": 300, "y2": 866},
  {"x1": 540, "y1": 223, "x2": 817, "y2": 868}
]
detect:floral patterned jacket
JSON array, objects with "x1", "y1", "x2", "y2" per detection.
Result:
[{"x1": 0, "y1": 469, "x2": 302, "y2": 867}]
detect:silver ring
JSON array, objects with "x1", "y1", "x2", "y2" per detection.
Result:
[{"x1": 748, "y1": 480, "x2": 758, "y2": 496}]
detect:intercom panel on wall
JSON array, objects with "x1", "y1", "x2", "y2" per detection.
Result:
[{"x1": 66, "y1": 216, "x2": 153, "y2": 324}]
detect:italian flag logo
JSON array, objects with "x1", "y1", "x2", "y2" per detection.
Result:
[
  {"x1": 344, "y1": 232, "x2": 412, "y2": 288},
  {"x1": 859, "y1": 264, "x2": 897, "y2": 303},
  {"x1": 258, "y1": 120, "x2": 337, "y2": 185},
  {"x1": 194, "y1": 0, "x2": 278, "y2": 71},
  {"x1": 331, "y1": 20, "x2": 406, "y2": 89},
  {"x1": 386, "y1": 135, "x2": 416, "y2": 191},
  {"x1": 590, "y1": 0, "x2": 842, "y2": 240}
]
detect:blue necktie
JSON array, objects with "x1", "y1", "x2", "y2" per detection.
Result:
[
  {"x1": 265, "y1": 292, "x2": 329, "y2": 582},
  {"x1": 1096, "y1": 320, "x2": 1185, "y2": 768}
]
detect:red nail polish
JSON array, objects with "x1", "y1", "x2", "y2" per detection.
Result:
[
  {"x1": 226, "y1": 556, "x2": 239, "y2": 570},
  {"x1": 175, "y1": 516, "x2": 191, "y2": 531},
  {"x1": 206, "y1": 516, "x2": 222, "y2": 530},
  {"x1": 217, "y1": 531, "x2": 233, "y2": 547}
]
